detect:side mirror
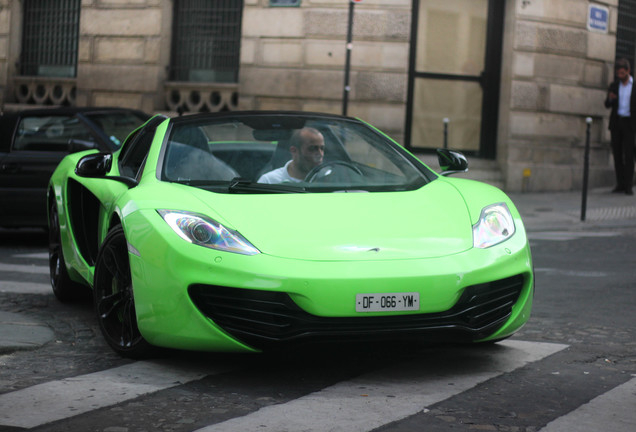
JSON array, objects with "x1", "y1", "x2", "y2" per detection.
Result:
[
  {"x1": 75, "y1": 153, "x2": 112, "y2": 178},
  {"x1": 437, "y1": 148, "x2": 468, "y2": 176},
  {"x1": 75, "y1": 153, "x2": 139, "y2": 187}
]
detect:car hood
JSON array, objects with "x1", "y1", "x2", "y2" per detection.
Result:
[{"x1": 189, "y1": 180, "x2": 474, "y2": 261}]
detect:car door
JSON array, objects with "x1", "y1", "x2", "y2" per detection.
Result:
[{"x1": 0, "y1": 113, "x2": 101, "y2": 228}]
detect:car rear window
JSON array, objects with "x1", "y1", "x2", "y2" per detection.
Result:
[{"x1": 13, "y1": 116, "x2": 95, "y2": 152}]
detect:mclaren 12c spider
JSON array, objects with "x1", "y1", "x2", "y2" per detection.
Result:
[{"x1": 48, "y1": 111, "x2": 533, "y2": 358}]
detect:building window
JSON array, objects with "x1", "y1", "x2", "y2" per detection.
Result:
[
  {"x1": 21, "y1": 0, "x2": 80, "y2": 78},
  {"x1": 170, "y1": 0, "x2": 243, "y2": 83},
  {"x1": 616, "y1": 0, "x2": 636, "y2": 69}
]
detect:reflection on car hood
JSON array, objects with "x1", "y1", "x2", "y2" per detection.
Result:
[{"x1": 190, "y1": 180, "x2": 473, "y2": 261}]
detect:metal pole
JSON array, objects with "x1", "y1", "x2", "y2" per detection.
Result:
[
  {"x1": 342, "y1": 1, "x2": 355, "y2": 116},
  {"x1": 581, "y1": 117, "x2": 592, "y2": 222},
  {"x1": 443, "y1": 118, "x2": 449, "y2": 149}
]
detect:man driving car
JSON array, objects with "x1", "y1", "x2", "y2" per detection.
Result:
[{"x1": 257, "y1": 127, "x2": 325, "y2": 183}]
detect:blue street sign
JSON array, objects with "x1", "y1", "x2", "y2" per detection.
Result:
[{"x1": 588, "y1": 4, "x2": 609, "y2": 33}]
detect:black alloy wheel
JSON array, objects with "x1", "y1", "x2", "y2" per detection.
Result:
[
  {"x1": 48, "y1": 194, "x2": 88, "y2": 302},
  {"x1": 93, "y1": 225, "x2": 154, "y2": 358}
]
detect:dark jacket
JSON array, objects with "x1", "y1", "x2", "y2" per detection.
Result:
[{"x1": 605, "y1": 78, "x2": 636, "y2": 130}]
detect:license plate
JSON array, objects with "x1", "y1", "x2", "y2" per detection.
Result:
[{"x1": 355, "y1": 292, "x2": 420, "y2": 313}]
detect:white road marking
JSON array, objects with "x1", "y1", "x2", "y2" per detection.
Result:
[
  {"x1": 12, "y1": 252, "x2": 49, "y2": 260},
  {"x1": 0, "y1": 360, "x2": 232, "y2": 429},
  {"x1": 0, "y1": 258, "x2": 50, "y2": 293},
  {"x1": 534, "y1": 268, "x2": 608, "y2": 278},
  {"x1": 195, "y1": 340, "x2": 568, "y2": 432},
  {"x1": 528, "y1": 231, "x2": 619, "y2": 241},
  {"x1": 539, "y1": 377, "x2": 636, "y2": 432},
  {"x1": 0, "y1": 254, "x2": 49, "y2": 293},
  {"x1": 0, "y1": 280, "x2": 51, "y2": 294},
  {"x1": 0, "y1": 262, "x2": 49, "y2": 275}
]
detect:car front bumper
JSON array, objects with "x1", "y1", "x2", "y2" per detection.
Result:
[{"x1": 126, "y1": 211, "x2": 534, "y2": 353}]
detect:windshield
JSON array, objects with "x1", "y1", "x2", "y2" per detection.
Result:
[
  {"x1": 84, "y1": 111, "x2": 149, "y2": 147},
  {"x1": 160, "y1": 114, "x2": 433, "y2": 193}
]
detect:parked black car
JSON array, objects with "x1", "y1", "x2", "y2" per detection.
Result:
[{"x1": 0, "y1": 107, "x2": 150, "y2": 228}]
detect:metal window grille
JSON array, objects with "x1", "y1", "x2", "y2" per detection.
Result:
[
  {"x1": 616, "y1": 0, "x2": 636, "y2": 69},
  {"x1": 170, "y1": 0, "x2": 243, "y2": 83},
  {"x1": 21, "y1": 0, "x2": 80, "y2": 78}
]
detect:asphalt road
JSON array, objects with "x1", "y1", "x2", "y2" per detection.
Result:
[{"x1": 0, "y1": 225, "x2": 635, "y2": 432}]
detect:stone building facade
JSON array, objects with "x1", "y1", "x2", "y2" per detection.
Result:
[
  {"x1": 501, "y1": 0, "x2": 618, "y2": 191},
  {"x1": 0, "y1": 0, "x2": 628, "y2": 192}
]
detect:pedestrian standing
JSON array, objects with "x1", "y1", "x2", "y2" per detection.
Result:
[{"x1": 605, "y1": 58, "x2": 636, "y2": 195}]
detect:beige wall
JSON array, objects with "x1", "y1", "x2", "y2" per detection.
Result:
[
  {"x1": 0, "y1": 0, "x2": 18, "y2": 109},
  {"x1": 498, "y1": 0, "x2": 617, "y2": 191},
  {"x1": 239, "y1": 0, "x2": 411, "y2": 140},
  {"x1": 75, "y1": 0, "x2": 169, "y2": 113},
  {"x1": 0, "y1": 1, "x2": 8, "y2": 107}
]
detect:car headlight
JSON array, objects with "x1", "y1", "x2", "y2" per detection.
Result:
[
  {"x1": 158, "y1": 210, "x2": 260, "y2": 255},
  {"x1": 473, "y1": 203, "x2": 515, "y2": 249}
]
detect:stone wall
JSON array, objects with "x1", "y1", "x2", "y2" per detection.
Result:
[
  {"x1": 239, "y1": 0, "x2": 411, "y2": 140},
  {"x1": 75, "y1": 0, "x2": 169, "y2": 113},
  {"x1": 0, "y1": 0, "x2": 14, "y2": 109},
  {"x1": 499, "y1": 0, "x2": 617, "y2": 192}
]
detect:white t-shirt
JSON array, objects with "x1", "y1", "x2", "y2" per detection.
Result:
[
  {"x1": 618, "y1": 76, "x2": 633, "y2": 117},
  {"x1": 257, "y1": 160, "x2": 303, "y2": 184}
]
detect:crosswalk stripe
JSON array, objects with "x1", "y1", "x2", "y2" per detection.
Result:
[
  {"x1": 0, "y1": 359, "x2": 232, "y2": 429},
  {"x1": 0, "y1": 262, "x2": 49, "y2": 275},
  {"x1": 12, "y1": 252, "x2": 49, "y2": 259},
  {"x1": 0, "y1": 280, "x2": 51, "y2": 294},
  {"x1": 528, "y1": 231, "x2": 619, "y2": 241},
  {"x1": 535, "y1": 267, "x2": 608, "y2": 278},
  {"x1": 538, "y1": 377, "x2": 636, "y2": 432},
  {"x1": 195, "y1": 340, "x2": 568, "y2": 432},
  {"x1": 1, "y1": 255, "x2": 50, "y2": 293}
]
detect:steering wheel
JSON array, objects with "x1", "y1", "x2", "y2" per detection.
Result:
[{"x1": 304, "y1": 160, "x2": 363, "y2": 183}]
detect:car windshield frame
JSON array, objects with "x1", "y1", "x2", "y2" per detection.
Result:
[{"x1": 156, "y1": 112, "x2": 436, "y2": 194}]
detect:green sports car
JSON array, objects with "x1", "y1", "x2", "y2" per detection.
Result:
[{"x1": 48, "y1": 111, "x2": 533, "y2": 358}]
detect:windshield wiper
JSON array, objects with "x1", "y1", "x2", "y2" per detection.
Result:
[{"x1": 228, "y1": 178, "x2": 306, "y2": 194}]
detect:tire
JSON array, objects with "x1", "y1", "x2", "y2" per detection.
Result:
[
  {"x1": 93, "y1": 225, "x2": 155, "y2": 359},
  {"x1": 48, "y1": 196, "x2": 89, "y2": 302}
]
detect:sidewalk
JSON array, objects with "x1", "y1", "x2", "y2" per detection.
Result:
[
  {"x1": 509, "y1": 187, "x2": 636, "y2": 232},
  {"x1": 1, "y1": 187, "x2": 635, "y2": 354}
]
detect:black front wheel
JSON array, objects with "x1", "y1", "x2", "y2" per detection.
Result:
[{"x1": 93, "y1": 225, "x2": 154, "y2": 358}]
